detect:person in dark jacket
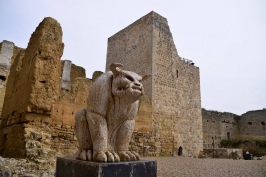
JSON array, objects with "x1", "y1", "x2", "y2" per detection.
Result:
[{"x1": 244, "y1": 151, "x2": 251, "y2": 160}]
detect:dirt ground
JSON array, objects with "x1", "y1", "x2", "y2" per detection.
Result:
[{"x1": 143, "y1": 156, "x2": 266, "y2": 177}]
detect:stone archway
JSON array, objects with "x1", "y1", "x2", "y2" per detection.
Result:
[{"x1": 178, "y1": 146, "x2": 183, "y2": 156}]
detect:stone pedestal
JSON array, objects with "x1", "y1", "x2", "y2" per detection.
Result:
[{"x1": 56, "y1": 157, "x2": 157, "y2": 177}]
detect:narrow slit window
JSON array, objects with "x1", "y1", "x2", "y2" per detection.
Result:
[{"x1": 0, "y1": 75, "x2": 6, "y2": 81}]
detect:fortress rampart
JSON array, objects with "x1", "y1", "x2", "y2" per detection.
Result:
[
  {"x1": 202, "y1": 108, "x2": 266, "y2": 149},
  {"x1": 106, "y1": 11, "x2": 203, "y2": 157}
]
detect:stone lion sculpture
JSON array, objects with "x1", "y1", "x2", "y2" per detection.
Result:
[{"x1": 74, "y1": 63, "x2": 150, "y2": 162}]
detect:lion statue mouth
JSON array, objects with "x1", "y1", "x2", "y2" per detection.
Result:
[
  {"x1": 123, "y1": 85, "x2": 142, "y2": 92},
  {"x1": 132, "y1": 85, "x2": 142, "y2": 91}
]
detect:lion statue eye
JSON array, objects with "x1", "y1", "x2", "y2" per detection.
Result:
[{"x1": 125, "y1": 76, "x2": 134, "y2": 82}]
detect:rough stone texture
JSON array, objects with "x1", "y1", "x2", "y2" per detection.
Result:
[
  {"x1": 69, "y1": 63, "x2": 86, "y2": 81},
  {"x1": 106, "y1": 11, "x2": 203, "y2": 157},
  {"x1": 75, "y1": 64, "x2": 149, "y2": 162},
  {"x1": 0, "y1": 156, "x2": 55, "y2": 177},
  {"x1": 0, "y1": 17, "x2": 64, "y2": 159},
  {"x1": 134, "y1": 95, "x2": 153, "y2": 132},
  {"x1": 238, "y1": 110, "x2": 266, "y2": 140},
  {"x1": 50, "y1": 76, "x2": 92, "y2": 157},
  {"x1": 0, "y1": 40, "x2": 24, "y2": 116},
  {"x1": 92, "y1": 71, "x2": 103, "y2": 82},
  {"x1": 203, "y1": 148, "x2": 243, "y2": 159},
  {"x1": 0, "y1": 17, "x2": 93, "y2": 173},
  {"x1": 56, "y1": 157, "x2": 157, "y2": 177},
  {"x1": 202, "y1": 108, "x2": 266, "y2": 148},
  {"x1": 1, "y1": 17, "x2": 64, "y2": 121},
  {"x1": 202, "y1": 108, "x2": 240, "y2": 148},
  {"x1": 60, "y1": 60, "x2": 86, "y2": 84},
  {"x1": 61, "y1": 60, "x2": 72, "y2": 91}
]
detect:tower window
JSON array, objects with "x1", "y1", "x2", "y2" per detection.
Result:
[
  {"x1": 0, "y1": 75, "x2": 6, "y2": 81},
  {"x1": 176, "y1": 70, "x2": 178, "y2": 78},
  {"x1": 248, "y1": 122, "x2": 252, "y2": 125}
]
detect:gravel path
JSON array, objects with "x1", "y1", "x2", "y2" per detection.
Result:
[{"x1": 143, "y1": 156, "x2": 266, "y2": 177}]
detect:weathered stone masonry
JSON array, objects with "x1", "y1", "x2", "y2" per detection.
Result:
[
  {"x1": 106, "y1": 11, "x2": 203, "y2": 157},
  {"x1": 1, "y1": 12, "x2": 265, "y2": 163},
  {"x1": 0, "y1": 17, "x2": 64, "y2": 159},
  {"x1": 202, "y1": 108, "x2": 266, "y2": 149},
  {"x1": 202, "y1": 109, "x2": 240, "y2": 148},
  {"x1": 1, "y1": 12, "x2": 204, "y2": 160},
  {"x1": 0, "y1": 17, "x2": 92, "y2": 170},
  {"x1": 0, "y1": 40, "x2": 24, "y2": 116}
]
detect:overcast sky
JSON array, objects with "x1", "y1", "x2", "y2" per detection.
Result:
[{"x1": 0, "y1": 1, "x2": 265, "y2": 115}]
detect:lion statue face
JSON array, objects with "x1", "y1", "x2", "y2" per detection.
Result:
[{"x1": 110, "y1": 64, "x2": 150, "y2": 102}]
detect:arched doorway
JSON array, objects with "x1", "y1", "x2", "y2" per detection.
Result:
[
  {"x1": 227, "y1": 132, "x2": 230, "y2": 140},
  {"x1": 178, "y1": 146, "x2": 183, "y2": 156}
]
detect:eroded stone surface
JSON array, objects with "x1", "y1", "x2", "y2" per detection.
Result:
[
  {"x1": 106, "y1": 11, "x2": 203, "y2": 157},
  {"x1": 75, "y1": 63, "x2": 149, "y2": 162},
  {"x1": 0, "y1": 40, "x2": 24, "y2": 116},
  {"x1": 0, "y1": 156, "x2": 55, "y2": 177},
  {"x1": 0, "y1": 17, "x2": 64, "y2": 159}
]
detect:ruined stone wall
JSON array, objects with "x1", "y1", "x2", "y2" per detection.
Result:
[
  {"x1": 50, "y1": 64, "x2": 92, "y2": 156},
  {"x1": 202, "y1": 109, "x2": 266, "y2": 149},
  {"x1": 0, "y1": 15, "x2": 155, "y2": 162},
  {"x1": 0, "y1": 17, "x2": 64, "y2": 158},
  {"x1": 238, "y1": 110, "x2": 266, "y2": 140},
  {"x1": 0, "y1": 40, "x2": 24, "y2": 116},
  {"x1": 202, "y1": 109, "x2": 240, "y2": 148},
  {"x1": 106, "y1": 11, "x2": 203, "y2": 157},
  {"x1": 203, "y1": 148, "x2": 243, "y2": 159}
]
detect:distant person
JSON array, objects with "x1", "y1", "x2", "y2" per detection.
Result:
[{"x1": 244, "y1": 151, "x2": 251, "y2": 160}]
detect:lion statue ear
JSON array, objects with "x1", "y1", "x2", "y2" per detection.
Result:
[
  {"x1": 141, "y1": 74, "x2": 151, "y2": 81},
  {"x1": 110, "y1": 63, "x2": 123, "y2": 76}
]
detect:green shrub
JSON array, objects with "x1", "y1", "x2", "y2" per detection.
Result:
[
  {"x1": 220, "y1": 139, "x2": 231, "y2": 147},
  {"x1": 255, "y1": 140, "x2": 266, "y2": 148},
  {"x1": 220, "y1": 139, "x2": 266, "y2": 156}
]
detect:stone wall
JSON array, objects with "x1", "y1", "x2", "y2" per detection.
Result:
[
  {"x1": 202, "y1": 109, "x2": 240, "y2": 148},
  {"x1": 0, "y1": 40, "x2": 24, "y2": 116},
  {"x1": 203, "y1": 148, "x2": 243, "y2": 159},
  {"x1": 0, "y1": 15, "x2": 160, "y2": 165},
  {"x1": 238, "y1": 110, "x2": 266, "y2": 140},
  {"x1": 50, "y1": 69, "x2": 92, "y2": 156},
  {"x1": 0, "y1": 17, "x2": 64, "y2": 160},
  {"x1": 202, "y1": 109, "x2": 266, "y2": 149},
  {"x1": 0, "y1": 17, "x2": 94, "y2": 171},
  {"x1": 106, "y1": 11, "x2": 203, "y2": 157},
  {"x1": 0, "y1": 12, "x2": 265, "y2": 164}
]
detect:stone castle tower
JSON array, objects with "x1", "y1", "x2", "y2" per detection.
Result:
[{"x1": 106, "y1": 11, "x2": 203, "y2": 157}]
